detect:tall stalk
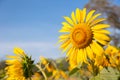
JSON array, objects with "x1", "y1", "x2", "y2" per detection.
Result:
[{"x1": 36, "y1": 64, "x2": 48, "y2": 80}]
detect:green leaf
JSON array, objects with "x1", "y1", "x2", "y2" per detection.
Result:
[
  {"x1": 90, "y1": 76, "x2": 103, "y2": 80},
  {"x1": 69, "y1": 67, "x2": 79, "y2": 76},
  {"x1": 46, "y1": 72, "x2": 52, "y2": 77},
  {"x1": 90, "y1": 67, "x2": 119, "y2": 80},
  {"x1": 100, "y1": 67, "x2": 119, "y2": 80}
]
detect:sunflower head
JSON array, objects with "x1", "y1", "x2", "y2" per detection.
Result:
[
  {"x1": 6, "y1": 47, "x2": 34, "y2": 79},
  {"x1": 70, "y1": 23, "x2": 92, "y2": 48},
  {"x1": 40, "y1": 57, "x2": 56, "y2": 72},
  {"x1": 40, "y1": 56, "x2": 48, "y2": 65},
  {"x1": 105, "y1": 45, "x2": 119, "y2": 56},
  {"x1": 105, "y1": 45, "x2": 120, "y2": 68},
  {"x1": 59, "y1": 8, "x2": 110, "y2": 68}
]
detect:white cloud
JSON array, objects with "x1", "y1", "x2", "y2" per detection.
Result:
[
  {"x1": 0, "y1": 42, "x2": 56, "y2": 49},
  {"x1": 0, "y1": 42, "x2": 64, "y2": 60}
]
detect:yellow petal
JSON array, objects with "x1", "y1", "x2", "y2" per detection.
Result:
[
  {"x1": 67, "y1": 47, "x2": 75, "y2": 59},
  {"x1": 60, "y1": 22, "x2": 73, "y2": 32},
  {"x1": 69, "y1": 48, "x2": 77, "y2": 67},
  {"x1": 58, "y1": 34, "x2": 70, "y2": 43},
  {"x1": 93, "y1": 30, "x2": 110, "y2": 34},
  {"x1": 40, "y1": 57, "x2": 48, "y2": 65},
  {"x1": 61, "y1": 26, "x2": 72, "y2": 32},
  {"x1": 86, "y1": 10, "x2": 95, "y2": 22},
  {"x1": 14, "y1": 47, "x2": 25, "y2": 56},
  {"x1": 71, "y1": 11, "x2": 77, "y2": 24},
  {"x1": 77, "y1": 49, "x2": 84, "y2": 64},
  {"x1": 62, "y1": 22, "x2": 72, "y2": 27},
  {"x1": 62, "y1": 25, "x2": 73, "y2": 29},
  {"x1": 60, "y1": 40, "x2": 71, "y2": 52},
  {"x1": 59, "y1": 28, "x2": 69, "y2": 32},
  {"x1": 83, "y1": 49, "x2": 88, "y2": 63},
  {"x1": 64, "y1": 16, "x2": 74, "y2": 25},
  {"x1": 58, "y1": 39, "x2": 65, "y2": 43},
  {"x1": 6, "y1": 55, "x2": 18, "y2": 59},
  {"x1": 96, "y1": 38, "x2": 108, "y2": 45},
  {"x1": 94, "y1": 33, "x2": 110, "y2": 41},
  {"x1": 59, "y1": 70, "x2": 68, "y2": 79},
  {"x1": 62, "y1": 44, "x2": 71, "y2": 53},
  {"x1": 87, "y1": 13, "x2": 101, "y2": 25},
  {"x1": 6, "y1": 60, "x2": 18, "y2": 65},
  {"x1": 86, "y1": 46, "x2": 94, "y2": 60},
  {"x1": 90, "y1": 18, "x2": 106, "y2": 27},
  {"x1": 76, "y1": 8, "x2": 81, "y2": 23},
  {"x1": 59, "y1": 34, "x2": 69, "y2": 39},
  {"x1": 66, "y1": 47, "x2": 73, "y2": 56},
  {"x1": 71, "y1": 49, "x2": 77, "y2": 63},
  {"x1": 90, "y1": 42, "x2": 100, "y2": 56},
  {"x1": 81, "y1": 8, "x2": 86, "y2": 22},
  {"x1": 59, "y1": 26, "x2": 72, "y2": 32},
  {"x1": 92, "y1": 24, "x2": 110, "y2": 29},
  {"x1": 93, "y1": 41, "x2": 104, "y2": 56},
  {"x1": 77, "y1": 49, "x2": 81, "y2": 64}
]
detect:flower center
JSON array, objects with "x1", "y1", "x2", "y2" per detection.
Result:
[{"x1": 70, "y1": 23, "x2": 92, "y2": 48}]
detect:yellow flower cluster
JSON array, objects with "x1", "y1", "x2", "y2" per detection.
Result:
[
  {"x1": 40, "y1": 57, "x2": 68, "y2": 79},
  {"x1": 40, "y1": 56, "x2": 55, "y2": 72},
  {"x1": 87, "y1": 45, "x2": 120, "y2": 76},
  {"x1": 32, "y1": 72, "x2": 42, "y2": 80},
  {"x1": 105, "y1": 45, "x2": 120, "y2": 70},
  {"x1": 87, "y1": 55, "x2": 110, "y2": 76}
]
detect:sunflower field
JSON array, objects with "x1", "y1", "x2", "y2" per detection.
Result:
[{"x1": 0, "y1": 0, "x2": 120, "y2": 80}]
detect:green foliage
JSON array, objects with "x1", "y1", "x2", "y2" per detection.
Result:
[
  {"x1": 0, "y1": 60, "x2": 6, "y2": 79},
  {"x1": 22, "y1": 55, "x2": 34, "y2": 79},
  {"x1": 99, "y1": 67, "x2": 119, "y2": 80},
  {"x1": 55, "y1": 57, "x2": 69, "y2": 71},
  {"x1": 0, "y1": 69, "x2": 6, "y2": 79},
  {"x1": 69, "y1": 67, "x2": 79, "y2": 76},
  {"x1": 90, "y1": 67, "x2": 119, "y2": 80}
]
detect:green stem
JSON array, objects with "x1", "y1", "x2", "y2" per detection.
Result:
[{"x1": 36, "y1": 64, "x2": 48, "y2": 80}]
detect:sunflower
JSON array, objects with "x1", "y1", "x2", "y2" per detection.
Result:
[
  {"x1": 59, "y1": 8, "x2": 110, "y2": 69},
  {"x1": 32, "y1": 72, "x2": 42, "y2": 80},
  {"x1": 105, "y1": 45, "x2": 120, "y2": 68},
  {"x1": 40, "y1": 56, "x2": 55, "y2": 72},
  {"x1": 52, "y1": 70, "x2": 68, "y2": 79},
  {"x1": 40, "y1": 57, "x2": 68, "y2": 79},
  {"x1": 5, "y1": 47, "x2": 34, "y2": 80},
  {"x1": 105, "y1": 45, "x2": 119, "y2": 56}
]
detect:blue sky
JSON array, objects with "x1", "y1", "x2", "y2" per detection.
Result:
[
  {"x1": 0, "y1": 0, "x2": 120, "y2": 60},
  {"x1": 0, "y1": 0, "x2": 89, "y2": 60}
]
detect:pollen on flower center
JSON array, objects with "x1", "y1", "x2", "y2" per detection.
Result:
[{"x1": 70, "y1": 23, "x2": 92, "y2": 48}]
